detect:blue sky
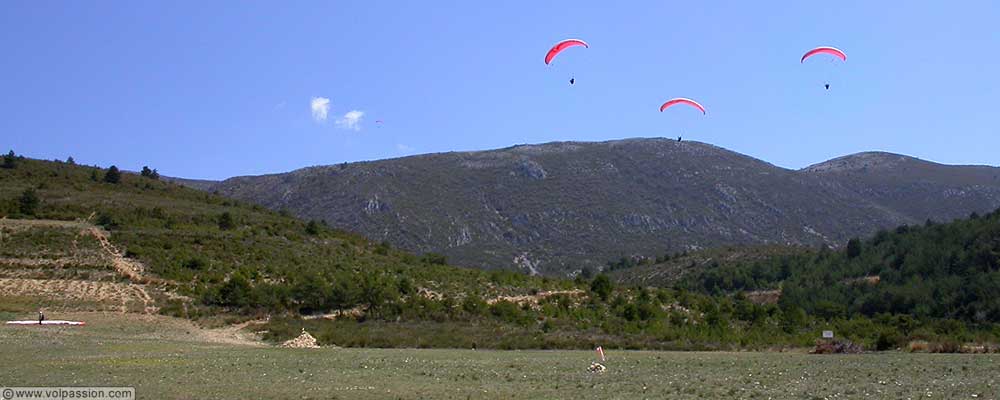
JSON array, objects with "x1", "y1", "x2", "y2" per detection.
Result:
[{"x1": 2, "y1": 1, "x2": 998, "y2": 179}]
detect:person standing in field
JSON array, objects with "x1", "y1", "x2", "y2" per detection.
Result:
[{"x1": 38, "y1": 309, "x2": 45, "y2": 325}]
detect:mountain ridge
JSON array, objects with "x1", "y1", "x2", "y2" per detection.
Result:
[
  {"x1": 194, "y1": 138, "x2": 1000, "y2": 276},
  {"x1": 182, "y1": 140, "x2": 999, "y2": 188}
]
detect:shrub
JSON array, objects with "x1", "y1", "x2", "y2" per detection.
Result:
[
  {"x1": 215, "y1": 275, "x2": 253, "y2": 308},
  {"x1": 218, "y1": 212, "x2": 235, "y2": 230},
  {"x1": 490, "y1": 301, "x2": 524, "y2": 324},
  {"x1": 2, "y1": 150, "x2": 16, "y2": 169},
  {"x1": 907, "y1": 340, "x2": 930, "y2": 352},
  {"x1": 875, "y1": 329, "x2": 903, "y2": 351},
  {"x1": 397, "y1": 276, "x2": 414, "y2": 295},
  {"x1": 182, "y1": 257, "x2": 207, "y2": 270},
  {"x1": 930, "y1": 341, "x2": 961, "y2": 353},
  {"x1": 305, "y1": 220, "x2": 320, "y2": 235},
  {"x1": 462, "y1": 294, "x2": 488, "y2": 316},
  {"x1": 590, "y1": 274, "x2": 613, "y2": 301},
  {"x1": 140, "y1": 166, "x2": 160, "y2": 180},
  {"x1": 96, "y1": 213, "x2": 119, "y2": 230},
  {"x1": 103, "y1": 165, "x2": 122, "y2": 184},
  {"x1": 420, "y1": 253, "x2": 448, "y2": 265},
  {"x1": 18, "y1": 188, "x2": 40, "y2": 216},
  {"x1": 845, "y1": 238, "x2": 862, "y2": 259}
]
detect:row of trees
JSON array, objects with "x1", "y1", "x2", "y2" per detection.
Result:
[
  {"x1": 199, "y1": 262, "x2": 986, "y2": 350},
  {"x1": 202, "y1": 270, "x2": 446, "y2": 318},
  {"x1": 3, "y1": 163, "x2": 156, "y2": 217},
  {"x1": 103, "y1": 165, "x2": 159, "y2": 183},
  {"x1": 2, "y1": 150, "x2": 160, "y2": 184},
  {"x1": 604, "y1": 250, "x2": 691, "y2": 272},
  {"x1": 4, "y1": 151, "x2": 82, "y2": 169}
]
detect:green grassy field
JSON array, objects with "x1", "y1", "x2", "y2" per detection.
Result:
[{"x1": 1, "y1": 313, "x2": 998, "y2": 399}]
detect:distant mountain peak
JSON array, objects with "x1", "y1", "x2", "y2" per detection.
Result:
[
  {"x1": 802, "y1": 151, "x2": 926, "y2": 173},
  {"x1": 505, "y1": 137, "x2": 701, "y2": 153}
]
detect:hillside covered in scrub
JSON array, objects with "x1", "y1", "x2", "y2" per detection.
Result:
[
  {"x1": 0, "y1": 151, "x2": 553, "y2": 317},
  {"x1": 2, "y1": 151, "x2": 999, "y2": 351}
]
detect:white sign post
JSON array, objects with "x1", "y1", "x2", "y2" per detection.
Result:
[{"x1": 822, "y1": 330, "x2": 834, "y2": 339}]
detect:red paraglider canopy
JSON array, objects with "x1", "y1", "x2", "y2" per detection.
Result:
[
  {"x1": 800, "y1": 46, "x2": 847, "y2": 63},
  {"x1": 659, "y1": 98, "x2": 706, "y2": 114},
  {"x1": 545, "y1": 39, "x2": 589, "y2": 65}
]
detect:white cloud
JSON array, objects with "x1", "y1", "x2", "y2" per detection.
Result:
[
  {"x1": 310, "y1": 97, "x2": 330, "y2": 121},
  {"x1": 396, "y1": 143, "x2": 415, "y2": 153},
  {"x1": 336, "y1": 110, "x2": 364, "y2": 131}
]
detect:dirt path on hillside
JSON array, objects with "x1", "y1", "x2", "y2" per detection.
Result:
[
  {"x1": 487, "y1": 290, "x2": 585, "y2": 306},
  {"x1": 745, "y1": 289, "x2": 781, "y2": 305},
  {"x1": 85, "y1": 227, "x2": 147, "y2": 283},
  {"x1": 200, "y1": 318, "x2": 269, "y2": 347},
  {"x1": 84, "y1": 227, "x2": 162, "y2": 313},
  {"x1": 302, "y1": 305, "x2": 368, "y2": 321}
]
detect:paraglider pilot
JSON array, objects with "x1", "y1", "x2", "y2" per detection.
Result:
[
  {"x1": 824, "y1": 84, "x2": 830, "y2": 90},
  {"x1": 569, "y1": 78, "x2": 575, "y2": 85}
]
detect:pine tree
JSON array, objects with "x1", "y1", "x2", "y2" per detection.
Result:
[
  {"x1": 590, "y1": 274, "x2": 613, "y2": 301},
  {"x1": 103, "y1": 165, "x2": 122, "y2": 184},
  {"x1": 2, "y1": 150, "x2": 16, "y2": 169},
  {"x1": 846, "y1": 238, "x2": 862, "y2": 259},
  {"x1": 18, "y1": 188, "x2": 40, "y2": 216},
  {"x1": 140, "y1": 166, "x2": 160, "y2": 180},
  {"x1": 218, "y1": 212, "x2": 235, "y2": 230},
  {"x1": 305, "y1": 220, "x2": 320, "y2": 235}
]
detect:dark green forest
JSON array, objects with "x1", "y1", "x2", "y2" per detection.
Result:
[{"x1": 680, "y1": 210, "x2": 1000, "y2": 325}]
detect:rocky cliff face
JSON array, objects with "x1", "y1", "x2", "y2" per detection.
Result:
[{"x1": 209, "y1": 138, "x2": 1000, "y2": 276}]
